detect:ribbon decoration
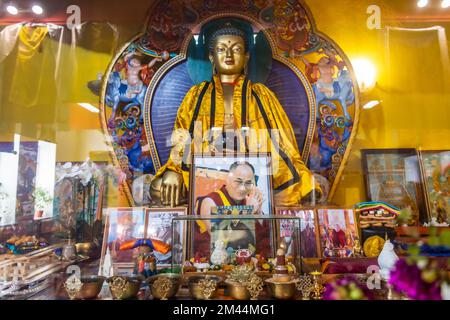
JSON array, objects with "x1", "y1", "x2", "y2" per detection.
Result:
[{"x1": 119, "y1": 238, "x2": 171, "y2": 254}]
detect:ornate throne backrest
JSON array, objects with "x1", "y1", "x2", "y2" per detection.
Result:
[
  {"x1": 149, "y1": 58, "x2": 313, "y2": 166},
  {"x1": 100, "y1": 1, "x2": 360, "y2": 204}
]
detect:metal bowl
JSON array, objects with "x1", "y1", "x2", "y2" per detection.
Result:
[
  {"x1": 265, "y1": 277, "x2": 298, "y2": 300},
  {"x1": 75, "y1": 242, "x2": 98, "y2": 258},
  {"x1": 107, "y1": 275, "x2": 143, "y2": 300},
  {"x1": 225, "y1": 280, "x2": 251, "y2": 300},
  {"x1": 73, "y1": 275, "x2": 105, "y2": 300},
  {"x1": 147, "y1": 273, "x2": 183, "y2": 299},
  {"x1": 188, "y1": 275, "x2": 223, "y2": 300}
]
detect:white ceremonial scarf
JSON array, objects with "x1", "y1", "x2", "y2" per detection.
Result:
[{"x1": 0, "y1": 23, "x2": 21, "y2": 63}]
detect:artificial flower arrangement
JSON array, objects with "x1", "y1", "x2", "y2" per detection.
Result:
[
  {"x1": 323, "y1": 275, "x2": 375, "y2": 300},
  {"x1": 183, "y1": 252, "x2": 297, "y2": 274},
  {"x1": 388, "y1": 229, "x2": 450, "y2": 300},
  {"x1": 54, "y1": 158, "x2": 127, "y2": 241},
  {"x1": 323, "y1": 227, "x2": 450, "y2": 300},
  {"x1": 388, "y1": 258, "x2": 447, "y2": 300},
  {"x1": 55, "y1": 158, "x2": 127, "y2": 187}
]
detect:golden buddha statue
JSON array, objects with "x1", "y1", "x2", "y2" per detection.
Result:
[{"x1": 150, "y1": 24, "x2": 320, "y2": 207}]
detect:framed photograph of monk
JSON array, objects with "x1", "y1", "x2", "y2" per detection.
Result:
[
  {"x1": 189, "y1": 153, "x2": 275, "y2": 259},
  {"x1": 276, "y1": 207, "x2": 321, "y2": 258},
  {"x1": 317, "y1": 209, "x2": 359, "y2": 258},
  {"x1": 190, "y1": 153, "x2": 274, "y2": 216},
  {"x1": 145, "y1": 208, "x2": 187, "y2": 268},
  {"x1": 99, "y1": 207, "x2": 146, "y2": 275}
]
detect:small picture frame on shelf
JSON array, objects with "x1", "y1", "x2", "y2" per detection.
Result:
[
  {"x1": 361, "y1": 148, "x2": 428, "y2": 226},
  {"x1": 99, "y1": 207, "x2": 146, "y2": 276},
  {"x1": 99, "y1": 207, "x2": 188, "y2": 274},
  {"x1": 145, "y1": 207, "x2": 187, "y2": 268},
  {"x1": 418, "y1": 150, "x2": 449, "y2": 226},
  {"x1": 275, "y1": 207, "x2": 321, "y2": 258},
  {"x1": 317, "y1": 208, "x2": 359, "y2": 258}
]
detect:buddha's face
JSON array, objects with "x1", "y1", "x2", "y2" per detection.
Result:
[{"x1": 210, "y1": 35, "x2": 249, "y2": 76}]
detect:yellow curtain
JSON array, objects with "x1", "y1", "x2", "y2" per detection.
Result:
[
  {"x1": 0, "y1": 24, "x2": 21, "y2": 63},
  {"x1": 0, "y1": 23, "x2": 119, "y2": 142},
  {"x1": 385, "y1": 26, "x2": 450, "y2": 147},
  {"x1": 0, "y1": 25, "x2": 57, "y2": 141},
  {"x1": 387, "y1": 27, "x2": 450, "y2": 94},
  {"x1": 9, "y1": 26, "x2": 51, "y2": 108}
]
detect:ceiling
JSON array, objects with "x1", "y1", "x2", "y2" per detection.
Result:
[
  {"x1": 0, "y1": 0, "x2": 152, "y2": 25},
  {"x1": 1, "y1": 0, "x2": 450, "y2": 26}
]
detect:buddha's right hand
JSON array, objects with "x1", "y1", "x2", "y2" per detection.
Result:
[{"x1": 160, "y1": 170, "x2": 186, "y2": 207}]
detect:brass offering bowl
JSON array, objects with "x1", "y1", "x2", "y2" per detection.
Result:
[
  {"x1": 73, "y1": 276, "x2": 105, "y2": 300},
  {"x1": 147, "y1": 273, "x2": 183, "y2": 300},
  {"x1": 225, "y1": 280, "x2": 251, "y2": 300},
  {"x1": 107, "y1": 275, "x2": 143, "y2": 300},
  {"x1": 188, "y1": 275, "x2": 223, "y2": 300},
  {"x1": 75, "y1": 242, "x2": 98, "y2": 257},
  {"x1": 265, "y1": 277, "x2": 299, "y2": 300}
]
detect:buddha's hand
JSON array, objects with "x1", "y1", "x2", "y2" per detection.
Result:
[
  {"x1": 160, "y1": 171, "x2": 186, "y2": 207},
  {"x1": 246, "y1": 188, "x2": 264, "y2": 215}
]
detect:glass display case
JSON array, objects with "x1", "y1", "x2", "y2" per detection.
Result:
[
  {"x1": 171, "y1": 215, "x2": 304, "y2": 274},
  {"x1": 0, "y1": 0, "x2": 449, "y2": 302}
]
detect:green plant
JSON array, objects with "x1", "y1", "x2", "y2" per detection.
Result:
[
  {"x1": 33, "y1": 187, "x2": 53, "y2": 210},
  {"x1": 427, "y1": 228, "x2": 450, "y2": 247},
  {"x1": 396, "y1": 207, "x2": 412, "y2": 226}
]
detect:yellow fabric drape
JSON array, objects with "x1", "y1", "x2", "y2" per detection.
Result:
[
  {"x1": 9, "y1": 26, "x2": 52, "y2": 108},
  {"x1": 0, "y1": 24, "x2": 21, "y2": 63},
  {"x1": 155, "y1": 75, "x2": 320, "y2": 206},
  {"x1": 57, "y1": 22, "x2": 119, "y2": 105},
  {"x1": 0, "y1": 23, "x2": 118, "y2": 142},
  {"x1": 17, "y1": 26, "x2": 48, "y2": 60}
]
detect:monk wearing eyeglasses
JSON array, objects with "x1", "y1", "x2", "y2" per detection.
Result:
[
  {"x1": 193, "y1": 161, "x2": 271, "y2": 258},
  {"x1": 196, "y1": 161, "x2": 263, "y2": 217}
]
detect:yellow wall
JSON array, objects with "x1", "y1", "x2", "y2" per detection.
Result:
[{"x1": 305, "y1": 0, "x2": 450, "y2": 206}]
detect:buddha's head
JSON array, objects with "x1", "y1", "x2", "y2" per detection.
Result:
[{"x1": 208, "y1": 24, "x2": 250, "y2": 76}]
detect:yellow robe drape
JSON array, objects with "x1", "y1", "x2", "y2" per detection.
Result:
[{"x1": 155, "y1": 75, "x2": 319, "y2": 206}]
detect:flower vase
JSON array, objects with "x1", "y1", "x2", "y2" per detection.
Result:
[{"x1": 34, "y1": 210, "x2": 44, "y2": 219}]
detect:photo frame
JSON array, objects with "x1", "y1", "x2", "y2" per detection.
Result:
[
  {"x1": 317, "y1": 209, "x2": 359, "y2": 258},
  {"x1": 418, "y1": 150, "x2": 450, "y2": 225},
  {"x1": 181, "y1": 215, "x2": 278, "y2": 266},
  {"x1": 99, "y1": 207, "x2": 187, "y2": 274},
  {"x1": 361, "y1": 148, "x2": 428, "y2": 225},
  {"x1": 188, "y1": 153, "x2": 275, "y2": 260},
  {"x1": 189, "y1": 152, "x2": 274, "y2": 216},
  {"x1": 99, "y1": 207, "x2": 146, "y2": 275},
  {"x1": 275, "y1": 207, "x2": 321, "y2": 258},
  {"x1": 145, "y1": 207, "x2": 187, "y2": 268}
]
